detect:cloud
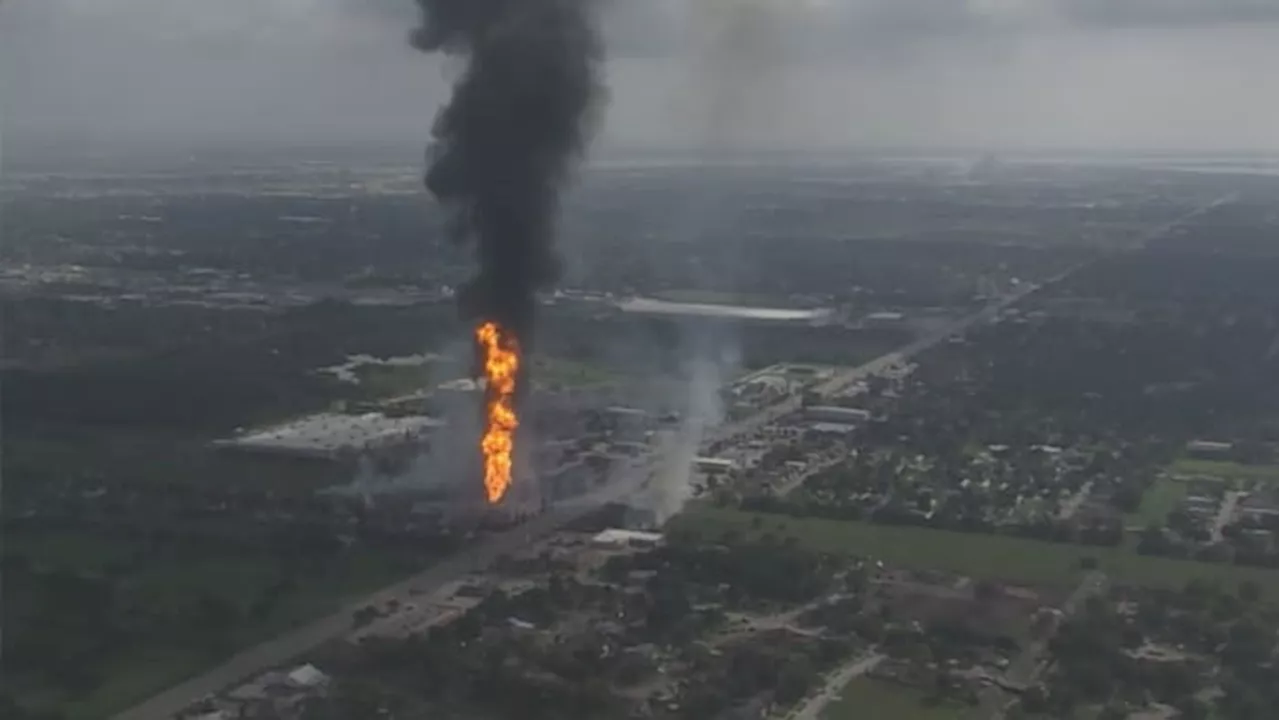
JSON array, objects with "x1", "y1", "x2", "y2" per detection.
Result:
[
  {"x1": 1, "y1": 0, "x2": 1274, "y2": 152},
  {"x1": 1064, "y1": 0, "x2": 1277, "y2": 28},
  {"x1": 595, "y1": 0, "x2": 1277, "y2": 60},
  {"x1": 6, "y1": 1, "x2": 1273, "y2": 59}
]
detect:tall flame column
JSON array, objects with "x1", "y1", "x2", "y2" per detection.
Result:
[{"x1": 474, "y1": 321, "x2": 520, "y2": 504}]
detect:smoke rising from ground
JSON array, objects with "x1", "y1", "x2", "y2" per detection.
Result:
[
  {"x1": 682, "y1": 0, "x2": 793, "y2": 152},
  {"x1": 333, "y1": 340, "x2": 479, "y2": 499},
  {"x1": 629, "y1": 1, "x2": 787, "y2": 524},
  {"x1": 410, "y1": 0, "x2": 604, "y2": 348},
  {"x1": 642, "y1": 324, "x2": 739, "y2": 522}
]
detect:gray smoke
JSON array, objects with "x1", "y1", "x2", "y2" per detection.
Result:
[{"x1": 330, "y1": 339, "x2": 479, "y2": 499}]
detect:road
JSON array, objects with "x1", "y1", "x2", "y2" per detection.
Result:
[
  {"x1": 1057, "y1": 481, "x2": 1094, "y2": 520},
  {"x1": 114, "y1": 268, "x2": 1074, "y2": 720},
  {"x1": 1133, "y1": 193, "x2": 1238, "y2": 250},
  {"x1": 775, "y1": 447, "x2": 848, "y2": 497},
  {"x1": 113, "y1": 466, "x2": 663, "y2": 720},
  {"x1": 977, "y1": 570, "x2": 1108, "y2": 718},
  {"x1": 706, "y1": 269, "x2": 1072, "y2": 452},
  {"x1": 757, "y1": 197, "x2": 1232, "y2": 514},
  {"x1": 762, "y1": 269, "x2": 1085, "y2": 499},
  {"x1": 1211, "y1": 490, "x2": 1243, "y2": 543},
  {"x1": 783, "y1": 653, "x2": 886, "y2": 720},
  {"x1": 113, "y1": 370, "x2": 839, "y2": 718}
]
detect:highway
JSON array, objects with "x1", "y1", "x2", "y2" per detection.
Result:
[
  {"x1": 976, "y1": 570, "x2": 1108, "y2": 718},
  {"x1": 784, "y1": 653, "x2": 886, "y2": 720},
  {"x1": 112, "y1": 274, "x2": 1069, "y2": 720},
  {"x1": 111, "y1": 474, "x2": 652, "y2": 720},
  {"x1": 708, "y1": 263, "x2": 1079, "y2": 453}
]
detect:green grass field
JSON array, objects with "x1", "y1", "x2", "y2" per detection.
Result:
[
  {"x1": 671, "y1": 508, "x2": 1276, "y2": 592},
  {"x1": 355, "y1": 362, "x2": 437, "y2": 398},
  {"x1": 1168, "y1": 458, "x2": 1277, "y2": 483},
  {"x1": 822, "y1": 679, "x2": 981, "y2": 720},
  {"x1": 533, "y1": 356, "x2": 618, "y2": 388},
  {"x1": 10, "y1": 529, "x2": 426, "y2": 719},
  {"x1": 1129, "y1": 477, "x2": 1188, "y2": 525}
]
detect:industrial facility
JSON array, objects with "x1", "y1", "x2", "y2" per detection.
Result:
[
  {"x1": 615, "y1": 297, "x2": 836, "y2": 326},
  {"x1": 803, "y1": 405, "x2": 872, "y2": 424},
  {"x1": 213, "y1": 412, "x2": 444, "y2": 460}
]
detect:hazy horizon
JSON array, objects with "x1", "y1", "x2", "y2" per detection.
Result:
[{"x1": 2, "y1": 0, "x2": 1276, "y2": 159}]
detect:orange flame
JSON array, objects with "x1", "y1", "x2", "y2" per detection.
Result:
[{"x1": 475, "y1": 321, "x2": 520, "y2": 504}]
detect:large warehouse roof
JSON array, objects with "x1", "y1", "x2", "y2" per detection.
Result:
[
  {"x1": 215, "y1": 412, "x2": 443, "y2": 458},
  {"x1": 616, "y1": 297, "x2": 833, "y2": 322}
]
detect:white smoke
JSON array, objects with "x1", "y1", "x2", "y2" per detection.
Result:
[
  {"x1": 625, "y1": 1, "x2": 784, "y2": 524},
  {"x1": 640, "y1": 324, "x2": 739, "y2": 523},
  {"x1": 331, "y1": 337, "x2": 480, "y2": 499}
]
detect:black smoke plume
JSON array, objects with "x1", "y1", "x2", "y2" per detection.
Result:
[{"x1": 410, "y1": 0, "x2": 603, "y2": 349}]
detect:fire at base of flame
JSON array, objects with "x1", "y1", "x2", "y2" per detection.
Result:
[{"x1": 475, "y1": 321, "x2": 520, "y2": 504}]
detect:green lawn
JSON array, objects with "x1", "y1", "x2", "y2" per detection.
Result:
[
  {"x1": 6, "y1": 528, "x2": 142, "y2": 574},
  {"x1": 532, "y1": 356, "x2": 618, "y2": 388},
  {"x1": 671, "y1": 508, "x2": 1276, "y2": 592},
  {"x1": 822, "y1": 679, "x2": 981, "y2": 720},
  {"x1": 1168, "y1": 458, "x2": 1277, "y2": 483},
  {"x1": 355, "y1": 362, "x2": 437, "y2": 398},
  {"x1": 1129, "y1": 478, "x2": 1188, "y2": 525},
  {"x1": 64, "y1": 551, "x2": 414, "y2": 718},
  {"x1": 10, "y1": 529, "x2": 427, "y2": 719}
]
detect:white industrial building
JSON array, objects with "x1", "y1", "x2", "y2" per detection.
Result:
[
  {"x1": 603, "y1": 406, "x2": 648, "y2": 442},
  {"x1": 438, "y1": 378, "x2": 484, "y2": 392},
  {"x1": 694, "y1": 456, "x2": 737, "y2": 474},
  {"x1": 863, "y1": 311, "x2": 905, "y2": 326},
  {"x1": 807, "y1": 422, "x2": 860, "y2": 437},
  {"x1": 1185, "y1": 439, "x2": 1233, "y2": 458},
  {"x1": 591, "y1": 528, "x2": 664, "y2": 549},
  {"x1": 214, "y1": 412, "x2": 443, "y2": 459},
  {"x1": 286, "y1": 664, "x2": 329, "y2": 689},
  {"x1": 804, "y1": 406, "x2": 871, "y2": 424},
  {"x1": 616, "y1": 297, "x2": 835, "y2": 325}
]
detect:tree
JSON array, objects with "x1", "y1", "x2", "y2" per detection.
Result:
[
  {"x1": 1238, "y1": 579, "x2": 1262, "y2": 604},
  {"x1": 1174, "y1": 697, "x2": 1210, "y2": 720},
  {"x1": 1137, "y1": 523, "x2": 1170, "y2": 555},
  {"x1": 1050, "y1": 684, "x2": 1080, "y2": 717},
  {"x1": 974, "y1": 579, "x2": 1001, "y2": 603},
  {"x1": 351, "y1": 605, "x2": 379, "y2": 628},
  {"x1": 1020, "y1": 685, "x2": 1049, "y2": 713},
  {"x1": 776, "y1": 656, "x2": 816, "y2": 705},
  {"x1": 1098, "y1": 703, "x2": 1127, "y2": 720},
  {"x1": 1219, "y1": 680, "x2": 1265, "y2": 720},
  {"x1": 1222, "y1": 619, "x2": 1272, "y2": 670},
  {"x1": 1182, "y1": 578, "x2": 1214, "y2": 608}
]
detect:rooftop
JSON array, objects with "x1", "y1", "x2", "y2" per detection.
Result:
[
  {"x1": 286, "y1": 664, "x2": 329, "y2": 688},
  {"x1": 808, "y1": 422, "x2": 860, "y2": 434},
  {"x1": 215, "y1": 412, "x2": 443, "y2": 457},
  {"x1": 616, "y1": 297, "x2": 833, "y2": 322},
  {"x1": 592, "y1": 528, "x2": 665, "y2": 546},
  {"x1": 438, "y1": 377, "x2": 485, "y2": 392}
]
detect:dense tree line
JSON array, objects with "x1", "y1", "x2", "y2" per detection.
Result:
[{"x1": 1031, "y1": 580, "x2": 1276, "y2": 720}]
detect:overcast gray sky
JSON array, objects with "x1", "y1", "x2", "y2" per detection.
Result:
[{"x1": 2, "y1": 0, "x2": 1276, "y2": 156}]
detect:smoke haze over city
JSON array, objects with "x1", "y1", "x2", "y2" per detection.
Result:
[
  {"x1": 2, "y1": 3, "x2": 1277, "y2": 720},
  {"x1": 2, "y1": 0, "x2": 1276, "y2": 156}
]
